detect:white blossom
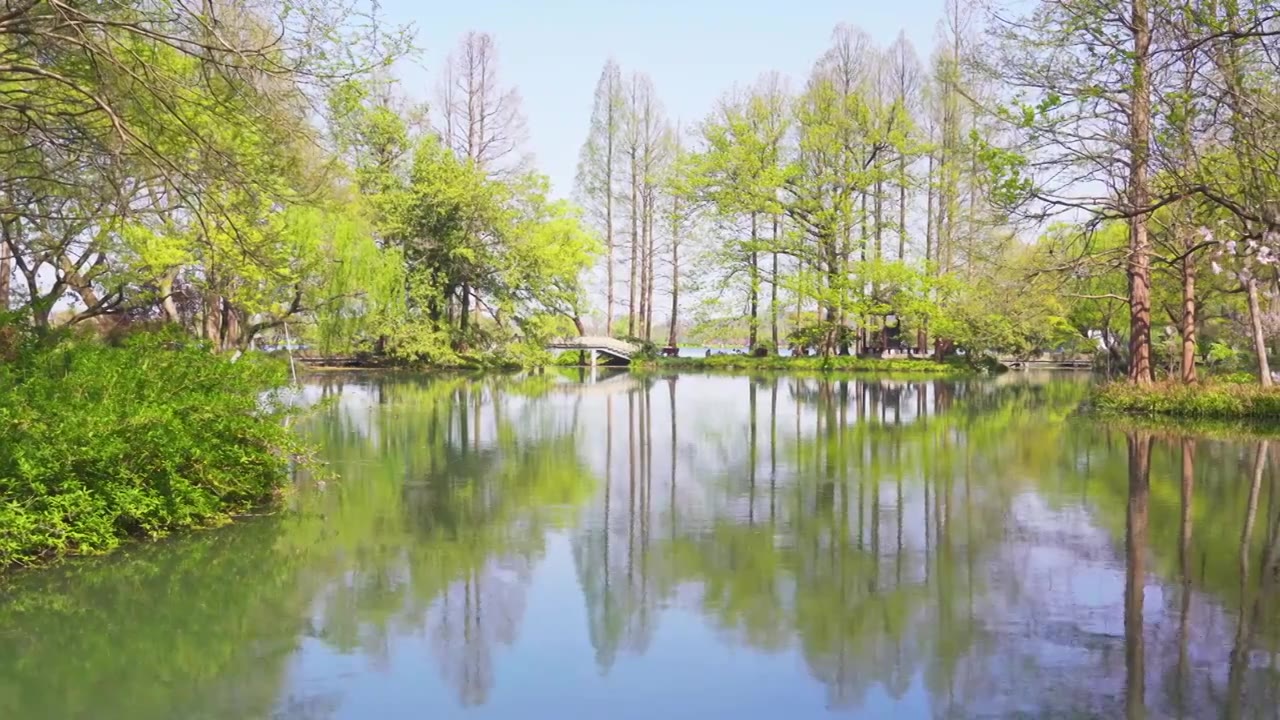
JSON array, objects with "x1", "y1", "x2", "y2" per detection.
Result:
[{"x1": 1212, "y1": 260, "x2": 1223, "y2": 275}]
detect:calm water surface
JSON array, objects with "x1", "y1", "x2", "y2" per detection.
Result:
[{"x1": 2, "y1": 372, "x2": 1279, "y2": 719}]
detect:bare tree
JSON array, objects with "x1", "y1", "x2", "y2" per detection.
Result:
[
  {"x1": 437, "y1": 32, "x2": 529, "y2": 174},
  {"x1": 576, "y1": 60, "x2": 625, "y2": 335},
  {"x1": 620, "y1": 72, "x2": 666, "y2": 339},
  {"x1": 887, "y1": 32, "x2": 922, "y2": 262}
]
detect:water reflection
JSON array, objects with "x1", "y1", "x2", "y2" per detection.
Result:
[{"x1": 0, "y1": 373, "x2": 1278, "y2": 718}]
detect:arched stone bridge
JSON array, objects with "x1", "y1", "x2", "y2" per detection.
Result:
[{"x1": 547, "y1": 336, "x2": 640, "y2": 365}]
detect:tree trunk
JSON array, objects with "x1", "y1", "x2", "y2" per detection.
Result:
[
  {"x1": 1180, "y1": 253, "x2": 1197, "y2": 384},
  {"x1": 645, "y1": 191, "x2": 656, "y2": 342},
  {"x1": 638, "y1": 190, "x2": 649, "y2": 341},
  {"x1": 668, "y1": 234, "x2": 679, "y2": 349},
  {"x1": 898, "y1": 151, "x2": 908, "y2": 262},
  {"x1": 771, "y1": 215, "x2": 780, "y2": 351},
  {"x1": 628, "y1": 151, "x2": 639, "y2": 337},
  {"x1": 749, "y1": 212, "x2": 759, "y2": 349},
  {"x1": 160, "y1": 269, "x2": 180, "y2": 324},
  {"x1": 1124, "y1": 431, "x2": 1151, "y2": 718},
  {"x1": 926, "y1": 152, "x2": 935, "y2": 270},
  {"x1": 857, "y1": 192, "x2": 868, "y2": 352},
  {"x1": 0, "y1": 236, "x2": 10, "y2": 312},
  {"x1": 921, "y1": 150, "x2": 935, "y2": 354},
  {"x1": 203, "y1": 291, "x2": 222, "y2": 345},
  {"x1": 220, "y1": 298, "x2": 241, "y2": 352},
  {"x1": 606, "y1": 113, "x2": 615, "y2": 337},
  {"x1": 459, "y1": 282, "x2": 471, "y2": 350},
  {"x1": 1247, "y1": 275, "x2": 1272, "y2": 387},
  {"x1": 1126, "y1": 0, "x2": 1154, "y2": 385},
  {"x1": 874, "y1": 176, "x2": 884, "y2": 262}
]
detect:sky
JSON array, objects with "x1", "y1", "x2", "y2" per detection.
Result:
[{"x1": 377, "y1": 0, "x2": 949, "y2": 198}]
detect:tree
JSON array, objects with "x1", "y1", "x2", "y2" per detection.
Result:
[
  {"x1": 437, "y1": 32, "x2": 529, "y2": 175},
  {"x1": 576, "y1": 60, "x2": 626, "y2": 335},
  {"x1": 986, "y1": 0, "x2": 1165, "y2": 383},
  {"x1": 665, "y1": 129, "x2": 698, "y2": 348},
  {"x1": 685, "y1": 75, "x2": 790, "y2": 350},
  {"x1": 618, "y1": 72, "x2": 668, "y2": 340},
  {"x1": 886, "y1": 32, "x2": 923, "y2": 263}
]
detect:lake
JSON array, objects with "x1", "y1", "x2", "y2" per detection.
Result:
[{"x1": 1, "y1": 371, "x2": 1278, "y2": 719}]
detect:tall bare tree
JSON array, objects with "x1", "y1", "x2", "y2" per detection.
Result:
[
  {"x1": 437, "y1": 32, "x2": 528, "y2": 175},
  {"x1": 620, "y1": 72, "x2": 667, "y2": 340},
  {"x1": 887, "y1": 32, "x2": 922, "y2": 262},
  {"x1": 575, "y1": 60, "x2": 625, "y2": 335}
]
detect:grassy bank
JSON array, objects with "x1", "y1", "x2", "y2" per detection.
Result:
[
  {"x1": 1092, "y1": 381, "x2": 1280, "y2": 420},
  {"x1": 629, "y1": 355, "x2": 970, "y2": 373},
  {"x1": 0, "y1": 330, "x2": 301, "y2": 568}
]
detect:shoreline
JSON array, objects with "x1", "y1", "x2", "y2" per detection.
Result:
[
  {"x1": 627, "y1": 355, "x2": 973, "y2": 373},
  {"x1": 1091, "y1": 380, "x2": 1280, "y2": 421}
]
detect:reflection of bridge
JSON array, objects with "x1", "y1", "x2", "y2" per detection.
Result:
[
  {"x1": 551, "y1": 370, "x2": 638, "y2": 396},
  {"x1": 547, "y1": 336, "x2": 639, "y2": 365}
]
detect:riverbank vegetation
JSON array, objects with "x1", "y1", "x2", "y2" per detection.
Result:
[
  {"x1": 0, "y1": 329, "x2": 298, "y2": 568},
  {"x1": 1094, "y1": 382, "x2": 1280, "y2": 421}
]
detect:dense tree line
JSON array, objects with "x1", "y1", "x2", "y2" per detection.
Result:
[
  {"x1": 0, "y1": 6, "x2": 598, "y2": 365},
  {"x1": 3, "y1": 1, "x2": 1279, "y2": 381},
  {"x1": 575, "y1": 1, "x2": 1280, "y2": 384}
]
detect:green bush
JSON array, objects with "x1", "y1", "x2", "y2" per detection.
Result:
[
  {"x1": 0, "y1": 330, "x2": 300, "y2": 567},
  {"x1": 619, "y1": 335, "x2": 659, "y2": 359},
  {"x1": 1212, "y1": 371, "x2": 1257, "y2": 385},
  {"x1": 1093, "y1": 381, "x2": 1280, "y2": 419},
  {"x1": 553, "y1": 350, "x2": 585, "y2": 366}
]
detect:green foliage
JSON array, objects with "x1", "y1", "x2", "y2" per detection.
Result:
[
  {"x1": 1212, "y1": 371, "x2": 1257, "y2": 385},
  {"x1": 0, "y1": 331, "x2": 300, "y2": 567},
  {"x1": 1206, "y1": 341, "x2": 1242, "y2": 370},
  {"x1": 1093, "y1": 382, "x2": 1280, "y2": 419},
  {"x1": 619, "y1": 335, "x2": 660, "y2": 359},
  {"x1": 376, "y1": 135, "x2": 600, "y2": 360}
]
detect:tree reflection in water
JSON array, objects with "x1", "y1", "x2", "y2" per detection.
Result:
[{"x1": 2, "y1": 373, "x2": 1279, "y2": 719}]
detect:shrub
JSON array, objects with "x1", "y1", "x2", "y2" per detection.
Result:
[
  {"x1": 1212, "y1": 371, "x2": 1257, "y2": 385},
  {"x1": 1205, "y1": 341, "x2": 1241, "y2": 371},
  {"x1": 0, "y1": 330, "x2": 300, "y2": 567},
  {"x1": 619, "y1": 335, "x2": 659, "y2": 359}
]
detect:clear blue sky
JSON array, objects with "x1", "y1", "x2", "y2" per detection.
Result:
[{"x1": 378, "y1": 0, "x2": 947, "y2": 197}]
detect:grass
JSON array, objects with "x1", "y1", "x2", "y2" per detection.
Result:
[{"x1": 1092, "y1": 380, "x2": 1280, "y2": 420}]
